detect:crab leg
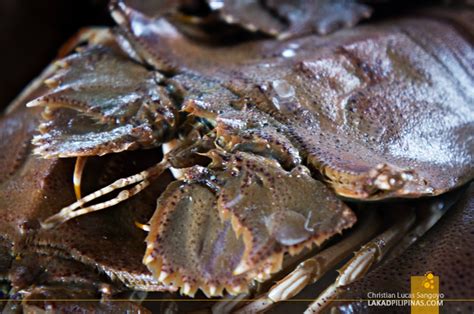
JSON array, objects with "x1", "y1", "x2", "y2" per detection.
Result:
[
  {"x1": 73, "y1": 156, "x2": 88, "y2": 200},
  {"x1": 236, "y1": 211, "x2": 380, "y2": 313},
  {"x1": 211, "y1": 251, "x2": 317, "y2": 314},
  {"x1": 41, "y1": 159, "x2": 169, "y2": 229},
  {"x1": 211, "y1": 292, "x2": 252, "y2": 314},
  {"x1": 304, "y1": 211, "x2": 416, "y2": 314}
]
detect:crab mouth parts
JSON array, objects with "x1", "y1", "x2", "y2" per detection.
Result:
[
  {"x1": 40, "y1": 141, "x2": 357, "y2": 296},
  {"x1": 32, "y1": 184, "x2": 457, "y2": 314},
  {"x1": 34, "y1": 101, "x2": 446, "y2": 305},
  {"x1": 19, "y1": 1, "x2": 473, "y2": 310},
  {"x1": 28, "y1": 45, "x2": 442, "y2": 303},
  {"x1": 25, "y1": 43, "x2": 358, "y2": 298}
]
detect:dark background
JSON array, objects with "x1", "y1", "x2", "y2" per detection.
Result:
[{"x1": 0, "y1": 0, "x2": 111, "y2": 110}]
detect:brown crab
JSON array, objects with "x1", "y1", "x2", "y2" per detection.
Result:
[{"x1": 1, "y1": 1, "x2": 473, "y2": 313}]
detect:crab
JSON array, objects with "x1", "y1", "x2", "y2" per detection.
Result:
[{"x1": 1, "y1": 0, "x2": 473, "y2": 313}]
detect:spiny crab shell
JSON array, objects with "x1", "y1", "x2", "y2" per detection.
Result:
[{"x1": 2, "y1": 0, "x2": 473, "y2": 305}]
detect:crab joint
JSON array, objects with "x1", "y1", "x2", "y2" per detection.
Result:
[
  {"x1": 41, "y1": 159, "x2": 169, "y2": 229},
  {"x1": 305, "y1": 211, "x2": 416, "y2": 313},
  {"x1": 237, "y1": 212, "x2": 380, "y2": 313}
]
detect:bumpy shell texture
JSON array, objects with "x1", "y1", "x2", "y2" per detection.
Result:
[
  {"x1": 0, "y1": 89, "x2": 175, "y2": 294},
  {"x1": 144, "y1": 151, "x2": 355, "y2": 295},
  {"x1": 28, "y1": 47, "x2": 177, "y2": 157},
  {"x1": 24, "y1": 0, "x2": 474, "y2": 297},
  {"x1": 111, "y1": 3, "x2": 473, "y2": 199}
]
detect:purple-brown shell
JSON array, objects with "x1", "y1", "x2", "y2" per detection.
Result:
[
  {"x1": 108, "y1": 2, "x2": 474, "y2": 199},
  {"x1": 20, "y1": 0, "x2": 474, "y2": 298}
]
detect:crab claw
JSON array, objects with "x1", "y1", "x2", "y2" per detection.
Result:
[
  {"x1": 144, "y1": 151, "x2": 356, "y2": 296},
  {"x1": 27, "y1": 46, "x2": 177, "y2": 158}
]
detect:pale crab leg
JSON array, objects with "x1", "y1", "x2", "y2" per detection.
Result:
[
  {"x1": 41, "y1": 159, "x2": 169, "y2": 229},
  {"x1": 162, "y1": 140, "x2": 186, "y2": 180},
  {"x1": 236, "y1": 211, "x2": 380, "y2": 313},
  {"x1": 73, "y1": 157, "x2": 88, "y2": 200},
  {"x1": 304, "y1": 211, "x2": 416, "y2": 314},
  {"x1": 212, "y1": 252, "x2": 315, "y2": 314},
  {"x1": 134, "y1": 221, "x2": 151, "y2": 232}
]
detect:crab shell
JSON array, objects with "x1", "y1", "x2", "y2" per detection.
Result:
[
  {"x1": 333, "y1": 184, "x2": 474, "y2": 314},
  {"x1": 26, "y1": 1, "x2": 474, "y2": 297},
  {"x1": 0, "y1": 81, "x2": 178, "y2": 311},
  {"x1": 1, "y1": 0, "x2": 473, "y2": 309}
]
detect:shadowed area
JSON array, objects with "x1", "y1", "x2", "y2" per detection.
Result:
[
  {"x1": 332, "y1": 185, "x2": 474, "y2": 313},
  {"x1": 0, "y1": 0, "x2": 110, "y2": 109},
  {"x1": 0, "y1": 85, "x2": 175, "y2": 304},
  {"x1": 1, "y1": 1, "x2": 472, "y2": 312}
]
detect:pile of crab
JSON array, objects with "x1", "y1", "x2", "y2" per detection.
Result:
[{"x1": 0, "y1": 0, "x2": 473, "y2": 313}]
